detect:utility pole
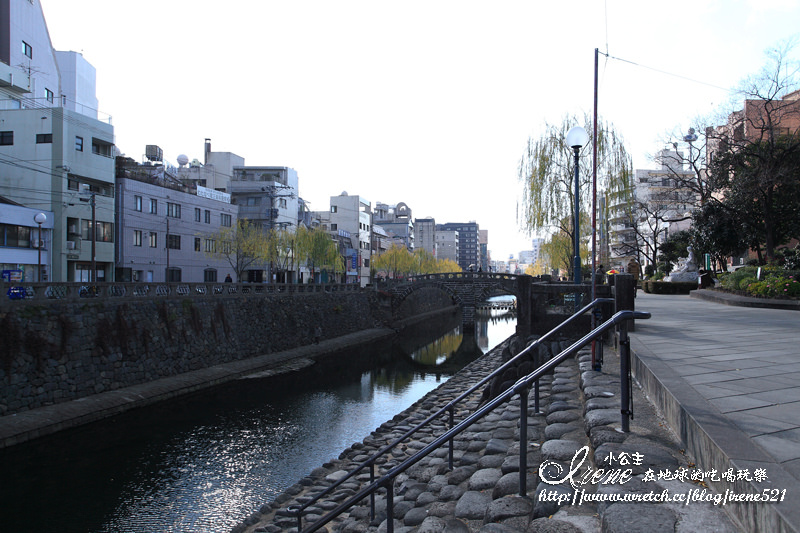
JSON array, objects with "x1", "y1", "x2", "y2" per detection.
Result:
[{"x1": 91, "y1": 192, "x2": 96, "y2": 283}]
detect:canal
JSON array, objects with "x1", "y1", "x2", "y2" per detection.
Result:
[{"x1": 0, "y1": 299, "x2": 516, "y2": 533}]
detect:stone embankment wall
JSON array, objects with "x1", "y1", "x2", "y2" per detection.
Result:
[{"x1": 0, "y1": 288, "x2": 455, "y2": 417}]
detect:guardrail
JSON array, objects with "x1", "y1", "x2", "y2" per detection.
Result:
[
  {"x1": 0, "y1": 281, "x2": 362, "y2": 304},
  {"x1": 278, "y1": 301, "x2": 649, "y2": 533}
]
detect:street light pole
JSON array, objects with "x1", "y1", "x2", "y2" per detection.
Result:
[
  {"x1": 34, "y1": 212, "x2": 47, "y2": 282},
  {"x1": 566, "y1": 126, "x2": 590, "y2": 308}
]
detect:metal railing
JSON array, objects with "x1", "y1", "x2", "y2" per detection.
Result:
[
  {"x1": 278, "y1": 301, "x2": 648, "y2": 532},
  {"x1": 0, "y1": 281, "x2": 362, "y2": 304}
]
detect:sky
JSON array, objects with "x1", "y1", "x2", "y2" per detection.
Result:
[{"x1": 39, "y1": 0, "x2": 800, "y2": 262}]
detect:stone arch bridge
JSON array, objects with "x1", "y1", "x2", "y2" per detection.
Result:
[{"x1": 385, "y1": 273, "x2": 607, "y2": 337}]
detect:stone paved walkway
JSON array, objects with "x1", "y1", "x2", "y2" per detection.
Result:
[{"x1": 239, "y1": 332, "x2": 738, "y2": 533}]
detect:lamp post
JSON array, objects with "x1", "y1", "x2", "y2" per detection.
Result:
[
  {"x1": 34, "y1": 212, "x2": 47, "y2": 282},
  {"x1": 566, "y1": 126, "x2": 590, "y2": 304}
]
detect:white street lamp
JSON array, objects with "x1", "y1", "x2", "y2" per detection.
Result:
[
  {"x1": 34, "y1": 212, "x2": 47, "y2": 282},
  {"x1": 566, "y1": 126, "x2": 590, "y2": 305}
]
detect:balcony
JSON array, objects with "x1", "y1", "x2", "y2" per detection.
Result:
[{"x1": 0, "y1": 62, "x2": 31, "y2": 94}]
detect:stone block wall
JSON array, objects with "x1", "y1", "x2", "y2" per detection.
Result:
[{"x1": 0, "y1": 291, "x2": 391, "y2": 416}]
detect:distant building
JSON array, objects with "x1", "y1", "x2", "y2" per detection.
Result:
[
  {"x1": 374, "y1": 201, "x2": 414, "y2": 250},
  {"x1": 479, "y1": 229, "x2": 488, "y2": 271},
  {"x1": 315, "y1": 192, "x2": 372, "y2": 286},
  {"x1": 414, "y1": 217, "x2": 436, "y2": 255},
  {"x1": 437, "y1": 222, "x2": 480, "y2": 271},
  {"x1": 174, "y1": 138, "x2": 244, "y2": 193},
  {"x1": 435, "y1": 229, "x2": 459, "y2": 264}
]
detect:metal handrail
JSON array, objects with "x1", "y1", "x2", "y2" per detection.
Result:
[
  {"x1": 277, "y1": 298, "x2": 611, "y2": 523},
  {"x1": 280, "y1": 303, "x2": 642, "y2": 533}
]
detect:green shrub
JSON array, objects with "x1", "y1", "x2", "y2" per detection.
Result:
[{"x1": 744, "y1": 274, "x2": 800, "y2": 299}]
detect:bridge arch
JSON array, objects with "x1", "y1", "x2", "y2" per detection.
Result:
[{"x1": 386, "y1": 272, "x2": 530, "y2": 332}]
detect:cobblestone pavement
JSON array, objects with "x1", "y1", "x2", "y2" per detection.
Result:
[{"x1": 237, "y1": 335, "x2": 740, "y2": 533}]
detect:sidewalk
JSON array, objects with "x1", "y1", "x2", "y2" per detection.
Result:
[{"x1": 630, "y1": 291, "x2": 800, "y2": 532}]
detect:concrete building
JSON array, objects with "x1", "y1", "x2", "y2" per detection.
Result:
[
  {"x1": 114, "y1": 158, "x2": 237, "y2": 283},
  {"x1": 174, "y1": 139, "x2": 244, "y2": 193},
  {"x1": 414, "y1": 217, "x2": 436, "y2": 255},
  {"x1": 479, "y1": 229, "x2": 488, "y2": 271},
  {"x1": 437, "y1": 221, "x2": 480, "y2": 271},
  {"x1": 229, "y1": 166, "x2": 298, "y2": 232},
  {"x1": 0, "y1": 197, "x2": 53, "y2": 281},
  {"x1": 619, "y1": 149, "x2": 696, "y2": 271},
  {"x1": 374, "y1": 201, "x2": 414, "y2": 250},
  {"x1": 315, "y1": 193, "x2": 372, "y2": 286},
  {"x1": 0, "y1": 0, "x2": 115, "y2": 281},
  {"x1": 434, "y1": 229, "x2": 459, "y2": 265}
]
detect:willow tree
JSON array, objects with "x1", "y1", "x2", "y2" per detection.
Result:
[
  {"x1": 296, "y1": 226, "x2": 340, "y2": 282},
  {"x1": 518, "y1": 114, "x2": 633, "y2": 277},
  {"x1": 204, "y1": 219, "x2": 270, "y2": 282}
]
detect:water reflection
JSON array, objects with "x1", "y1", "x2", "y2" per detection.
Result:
[{"x1": 0, "y1": 310, "x2": 516, "y2": 533}]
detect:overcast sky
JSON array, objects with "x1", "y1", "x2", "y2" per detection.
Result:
[{"x1": 40, "y1": 0, "x2": 799, "y2": 262}]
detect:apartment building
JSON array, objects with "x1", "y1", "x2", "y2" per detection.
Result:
[
  {"x1": 115, "y1": 157, "x2": 237, "y2": 283},
  {"x1": 437, "y1": 221, "x2": 480, "y2": 271},
  {"x1": 0, "y1": 0, "x2": 115, "y2": 281}
]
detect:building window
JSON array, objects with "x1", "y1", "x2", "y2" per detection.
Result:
[
  {"x1": 166, "y1": 268, "x2": 182, "y2": 282},
  {"x1": 45, "y1": 88, "x2": 54, "y2": 103},
  {"x1": 278, "y1": 198, "x2": 287, "y2": 208},
  {"x1": 149, "y1": 199, "x2": 157, "y2": 214},
  {"x1": 204, "y1": 238, "x2": 215, "y2": 253},
  {"x1": 22, "y1": 41, "x2": 32, "y2": 59},
  {"x1": 330, "y1": 223, "x2": 338, "y2": 231},
  {"x1": 132, "y1": 195, "x2": 141, "y2": 212},
  {"x1": 194, "y1": 208, "x2": 201, "y2": 222},
  {"x1": 36, "y1": 133, "x2": 52, "y2": 144},
  {"x1": 0, "y1": 131, "x2": 13, "y2": 146},
  {"x1": 167, "y1": 202, "x2": 181, "y2": 218},
  {"x1": 149, "y1": 232, "x2": 157, "y2": 248},
  {"x1": 204, "y1": 210, "x2": 211, "y2": 223},
  {"x1": 331, "y1": 206, "x2": 337, "y2": 213},
  {"x1": 80, "y1": 220, "x2": 113, "y2": 242},
  {"x1": 245, "y1": 197, "x2": 260, "y2": 206},
  {"x1": 220, "y1": 213, "x2": 232, "y2": 227},
  {"x1": 133, "y1": 230, "x2": 142, "y2": 247},
  {"x1": 204, "y1": 269, "x2": 218, "y2": 282},
  {"x1": 167, "y1": 234, "x2": 181, "y2": 250},
  {"x1": 194, "y1": 237, "x2": 201, "y2": 252},
  {"x1": 75, "y1": 136, "x2": 83, "y2": 151},
  {"x1": 0, "y1": 224, "x2": 31, "y2": 248}
]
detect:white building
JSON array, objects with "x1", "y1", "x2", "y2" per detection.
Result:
[
  {"x1": 327, "y1": 192, "x2": 372, "y2": 286},
  {"x1": 0, "y1": 0, "x2": 115, "y2": 281}
]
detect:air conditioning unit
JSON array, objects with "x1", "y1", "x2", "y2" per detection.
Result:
[{"x1": 66, "y1": 241, "x2": 76, "y2": 250}]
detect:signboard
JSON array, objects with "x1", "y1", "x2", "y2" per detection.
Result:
[
  {"x1": 351, "y1": 253, "x2": 357, "y2": 269},
  {"x1": 196, "y1": 185, "x2": 231, "y2": 204},
  {"x1": 2, "y1": 269, "x2": 23, "y2": 282}
]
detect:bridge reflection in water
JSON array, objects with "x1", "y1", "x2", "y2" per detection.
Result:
[{"x1": 0, "y1": 304, "x2": 516, "y2": 533}]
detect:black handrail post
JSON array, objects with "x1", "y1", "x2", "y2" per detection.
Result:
[
  {"x1": 447, "y1": 405, "x2": 455, "y2": 470},
  {"x1": 619, "y1": 317, "x2": 632, "y2": 432},
  {"x1": 385, "y1": 479, "x2": 395, "y2": 533},
  {"x1": 519, "y1": 385, "x2": 529, "y2": 497},
  {"x1": 370, "y1": 463, "x2": 376, "y2": 520}
]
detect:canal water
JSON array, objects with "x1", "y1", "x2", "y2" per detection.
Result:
[{"x1": 0, "y1": 299, "x2": 516, "y2": 533}]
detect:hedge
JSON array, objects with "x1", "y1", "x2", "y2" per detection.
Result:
[{"x1": 642, "y1": 281, "x2": 697, "y2": 294}]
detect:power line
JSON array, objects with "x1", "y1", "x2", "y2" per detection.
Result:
[{"x1": 599, "y1": 50, "x2": 738, "y2": 94}]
